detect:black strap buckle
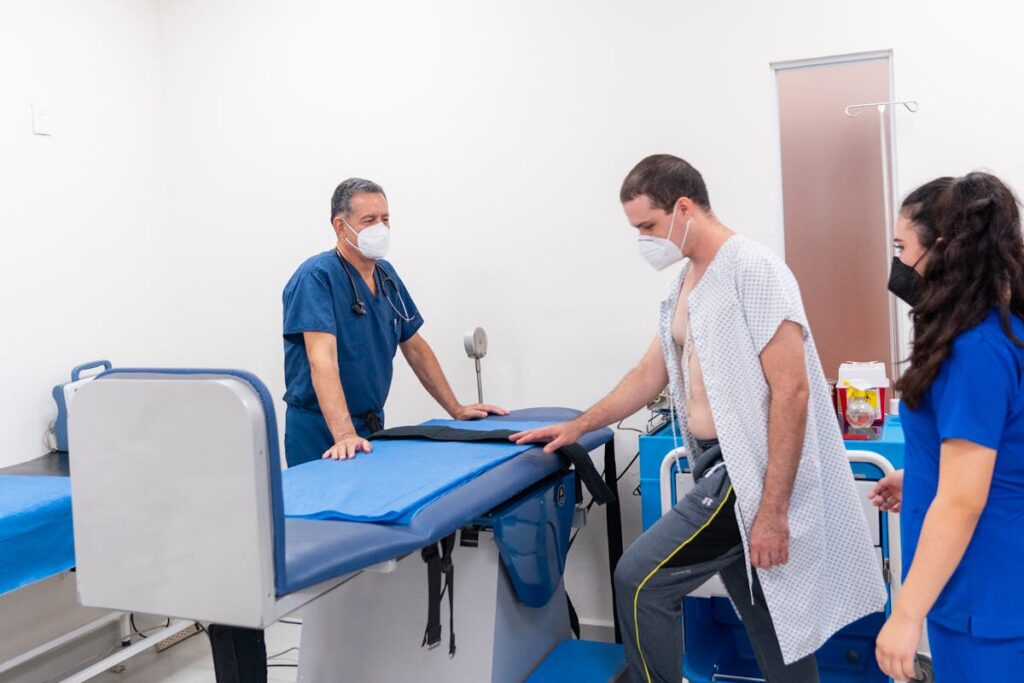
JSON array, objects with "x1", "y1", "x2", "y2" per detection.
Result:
[{"x1": 421, "y1": 532, "x2": 458, "y2": 658}]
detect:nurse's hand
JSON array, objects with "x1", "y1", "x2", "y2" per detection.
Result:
[
  {"x1": 453, "y1": 403, "x2": 510, "y2": 420},
  {"x1": 876, "y1": 611, "x2": 924, "y2": 682},
  {"x1": 510, "y1": 421, "x2": 584, "y2": 454},
  {"x1": 322, "y1": 433, "x2": 372, "y2": 461},
  {"x1": 869, "y1": 470, "x2": 904, "y2": 513}
]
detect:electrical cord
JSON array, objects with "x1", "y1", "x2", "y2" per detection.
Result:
[
  {"x1": 615, "y1": 419, "x2": 644, "y2": 435},
  {"x1": 565, "y1": 416, "x2": 662, "y2": 551},
  {"x1": 267, "y1": 645, "x2": 300, "y2": 668},
  {"x1": 129, "y1": 613, "x2": 172, "y2": 639},
  {"x1": 567, "y1": 447, "x2": 641, "y2": 551}
]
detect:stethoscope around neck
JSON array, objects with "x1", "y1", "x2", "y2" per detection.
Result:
[{"x1": 334, "y1": 248, "x2": 415, "y2": 323}]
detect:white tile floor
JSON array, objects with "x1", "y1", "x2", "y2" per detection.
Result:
[{"x1": 89, "y1": 622, "x2": 302, "y2": 683}]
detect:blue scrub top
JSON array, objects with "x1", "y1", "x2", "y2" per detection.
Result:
[
  {"x1": 900, "y1": 309, "x2": 1024, "y2": 638},
  {"x1": 282, "y1": 250, "x2": 424, "y2": 437}
]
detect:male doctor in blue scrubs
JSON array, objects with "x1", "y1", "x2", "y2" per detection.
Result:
[{"x1": 282, "y1": 177, "x2": 506, "y2": 467}]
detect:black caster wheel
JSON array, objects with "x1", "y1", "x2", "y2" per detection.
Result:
[{"x1": 914, "y1": 654, "x2": 935, "y2": 682}]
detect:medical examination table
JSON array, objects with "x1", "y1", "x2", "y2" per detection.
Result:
[
  {"x1": 64, "y1": 369, "x2": 625, "y2": 682},
  {"x1": 0, "y1": 457, "x2": 204, "y2": 682}
]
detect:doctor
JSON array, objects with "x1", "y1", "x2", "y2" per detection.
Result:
[{"x1": 282, "y1": 177, "x2": 506, "y2": 466}]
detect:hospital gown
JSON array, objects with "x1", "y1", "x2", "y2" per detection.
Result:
[{"x1": 658, "y1": 235, "x2": 886, "y2": 664}]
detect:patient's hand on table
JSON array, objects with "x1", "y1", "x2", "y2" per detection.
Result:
[
  {"x1": 322, "y1": 433, "x2": 373, "y2": 461},
  {"x1": 510, "y1": 421, "x2": 583, "y2": 454},
  {"x1": 453, "y1": 403, "x2": 510, "y2": 420}
]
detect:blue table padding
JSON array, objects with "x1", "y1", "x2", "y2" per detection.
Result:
[
  {"x1": 0, "y1": 476, "x2": 75, "y2": 596},
  {"x1": 278, "y1": 408, "x2": 613, "y2": 596},
  {"x1": 526, "y1": 639, "x2": 625, "y2": 682},
  {"x1": 282, "y1": 419, "x2": 554, "y2": 523}
]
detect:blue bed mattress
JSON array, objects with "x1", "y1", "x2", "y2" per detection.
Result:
[{"x1": 0, "y1": 476, "x2": 75, "y2": 595}]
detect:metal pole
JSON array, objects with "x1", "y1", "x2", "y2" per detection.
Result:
[
  {"x1": 877, "y1": 104, "x2": 902, "y2": 381},
  {"x1": 474, "y1": 358, "x2": 483, "y2": 403}
]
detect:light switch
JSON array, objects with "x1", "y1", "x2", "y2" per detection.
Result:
[{"x1": 32, "y1": 102, "x2": 52, "y2": 136}]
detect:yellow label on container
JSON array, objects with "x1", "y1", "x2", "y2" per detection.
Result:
[{"x1": 844, "y1": 382, "x2": 880, "y2": 410}]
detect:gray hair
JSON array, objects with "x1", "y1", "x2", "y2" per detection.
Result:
[{"x1": 330, "y1": 178, "x2": 386, "y2": 223}]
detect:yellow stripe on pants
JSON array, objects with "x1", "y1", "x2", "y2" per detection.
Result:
[{"x1": 633, "y1": 486, "x2": 735, "y2": 683}]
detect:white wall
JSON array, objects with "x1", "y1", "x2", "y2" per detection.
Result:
[
  {"x1": 4, "y1": 0, "x2": 1023, "y2": 630},
  {"x1": 0, "y1": 0, "x2": 165, "y2": 469}
]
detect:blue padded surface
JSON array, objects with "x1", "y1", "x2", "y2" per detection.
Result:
[
  {"x1": 526, "y1": 639, "x2": 625, "y2": 682},
  {"x1": 279, "y1": 408, "x2": 613, "y2": 596},
  {"x1": 0, "y1": 476, "x2": 75, "y2": 595},
  {"x1": 283, "y1": 419, "x2": 554, "y2": 523}
]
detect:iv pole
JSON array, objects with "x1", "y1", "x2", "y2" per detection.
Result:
[{"x1": 844, "y1": 99, "x2": 918, "y2": 383}]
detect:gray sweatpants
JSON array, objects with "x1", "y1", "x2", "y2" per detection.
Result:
[{"x1": 613, "y1": 441, "x2": 819, "y2": 683}]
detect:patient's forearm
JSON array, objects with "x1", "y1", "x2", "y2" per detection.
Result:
[{"x1": 575, "y1": 365, "x2": 664, "y2": 433}]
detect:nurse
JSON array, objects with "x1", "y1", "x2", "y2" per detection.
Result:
[
  {"x1": 282, "y1": 177, "x2": 506, "y2": 467},
  {"x1": 872, "y1": 173, "x2": 1024, "y2": 681}
]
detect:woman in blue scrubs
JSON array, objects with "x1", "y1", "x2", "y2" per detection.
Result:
[{"x1": 872, "y1": 172, "x2": 1024, "y2": 681}]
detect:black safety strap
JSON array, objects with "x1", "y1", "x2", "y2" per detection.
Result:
[
  {"x1": 566, "y1": 592, "x2": 581, "y2": 639},
  {"x1": 421, "y1": 532, "x2": 457, "y2": 658},
  {"x1": 369, "y1": 426, "x2": 616, "y2": 504},
  {"x1": 206, "y1": 624, "x2": 268, "y2": 683}
]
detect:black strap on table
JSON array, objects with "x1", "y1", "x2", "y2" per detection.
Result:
[
  {"x1": 567, "y1": 592, "x2": 581, "y2": 639},
  {"x1": 421, "y1": 532, "x2": 457, "y2": 658},
  {"x1": 368, "y1": 426, "x2": 616, "y2": 504}
]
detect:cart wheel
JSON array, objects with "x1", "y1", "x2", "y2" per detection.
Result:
[{"x1": 915, "y1": 654, "x2": 935, "y2": 682}]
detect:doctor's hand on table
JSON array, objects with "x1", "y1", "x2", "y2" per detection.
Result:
[
  {"x1": 452, "y1": 403, "x2": 510, "y2": 420},
  {"x1": 322, "y1": 432, "x2": 373, "y2": 461},
  {"x1": 510, "y1": 421, "x2": 584, "y2": 454},
  {"x1": 868, "y1": 469, "x2": 904, "y2": 513}
]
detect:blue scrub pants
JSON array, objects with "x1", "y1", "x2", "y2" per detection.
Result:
[
  {"x1": 928, "y1": 621, "x2": 1024, "y2": 681},
  {"x1": 284, "y1": 406, "x2": 377, "y2": 467}
]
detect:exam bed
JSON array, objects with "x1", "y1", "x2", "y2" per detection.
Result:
[
  {"x1": 0, "y1": 452, "x2": 198, "y2": 682},
  {"x1": 66, "y1": 369, "x2": 623, "y2": 682}
]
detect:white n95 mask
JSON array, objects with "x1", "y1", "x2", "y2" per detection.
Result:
[
  {"x1": 343, "y1": 219, "x2": 391, "y2": 260},
  {"x1": 637, "y1": 205, "x2": 691, "y2": 271}
]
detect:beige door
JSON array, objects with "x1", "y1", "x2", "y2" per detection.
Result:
[{"x1": 776, "y1": 56, "x2": 896, "y2": 382}]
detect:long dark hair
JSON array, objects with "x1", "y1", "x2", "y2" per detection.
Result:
[{"x1": 897, "y1": 172, "x2": 1024, "y2": 408}]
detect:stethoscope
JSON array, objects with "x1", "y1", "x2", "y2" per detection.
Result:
[{"x1": 335, "y1": 249, "x2": 415, "y2": 323}]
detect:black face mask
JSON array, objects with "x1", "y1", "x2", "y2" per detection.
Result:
[{"x1": 887, "y1": 255, "x2": 925, "y2": 307}]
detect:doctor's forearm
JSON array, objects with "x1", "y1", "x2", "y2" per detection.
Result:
[
  {"x1": 404, "y1": 343, "x2": 461, "y2": 416},
  {"x1": 760, "y1": 390, "x2": 808, "y2": 513},
  {"x1": 310, "y1": 365, "x2": 357, "y2": 439}
]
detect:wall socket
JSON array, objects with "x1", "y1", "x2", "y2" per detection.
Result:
[{"x1": 32, "y1": 102, "x2": 52, "y2": 136}]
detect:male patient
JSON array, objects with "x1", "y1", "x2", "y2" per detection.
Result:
[{"x1": 514, "y1": 155, "x2": 885, "y2": 682}]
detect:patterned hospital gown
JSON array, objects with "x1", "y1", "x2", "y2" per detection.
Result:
[{"x1": 658, "y1": 235, "x2": 887, "y2": 664}]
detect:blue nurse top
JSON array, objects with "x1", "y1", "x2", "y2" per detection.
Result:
[
  {"x1": 282, "y1": 250, "x2": 424, "y2": 432},
  {"x1": 900, "y1": 309, "x2": 1024, "y2": 637}
]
